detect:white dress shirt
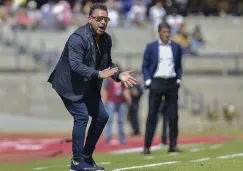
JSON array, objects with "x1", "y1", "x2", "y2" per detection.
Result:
[{"x1": 153, "y1": 40, "x2": 176, "y2": 78}]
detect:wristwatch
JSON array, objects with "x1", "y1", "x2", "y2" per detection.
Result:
[{"x1": 98, "y1": 71, "x2": 101, "y2": 78}]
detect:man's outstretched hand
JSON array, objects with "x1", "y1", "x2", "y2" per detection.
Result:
[
  {"x1": 119, "y1": 70, "x2": 137, "y2": 87},
  {"x1": 98, "y1": 67, "x2": 119, "y2": 79}
]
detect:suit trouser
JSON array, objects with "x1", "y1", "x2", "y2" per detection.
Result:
[
  {"x1": 144, "y1": 77, "x2": 179, "y2": 149},
  {"x1": 59, "y1": 87, "x2": 109, "y2": 162},
  {"x1": 159, "y1": 101, "x2": 169, "y2": 143},
  {"x1": 162, "y1": 112, "x2": 169, "y2": 143}
]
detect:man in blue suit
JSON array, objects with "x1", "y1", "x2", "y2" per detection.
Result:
[
  {"x1": 142, "y1": 22, "x2": 183, "y2": 154},
  {"x1": 48, "y1": 3, "x2": 137, "y2": 171}
]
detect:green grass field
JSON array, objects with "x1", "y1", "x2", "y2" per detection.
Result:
[{"x1": 1, "y1": 140, "x2": 243, "y2": 171}]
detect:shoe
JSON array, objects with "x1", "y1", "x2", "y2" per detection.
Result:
[
  {"x1": 168, "y1": 147, "x2": 182, "y2": 153},
  {"x1": 141, "y1": 148, "x2": 151, "y2": 155},
  {"x1": 131, "y1": 133, "x2": 140, "y2": 137},
  {"x1": 84, "y1": 157, "x2": 105, "y2": 171},
  {"x1": 70, "y1": 159, "x2": 98, "y2": 171}
]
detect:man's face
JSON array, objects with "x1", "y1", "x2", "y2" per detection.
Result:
[
  {"x1": 88, "y1": 9, "x2": 110, "y2": 36},
  {"x1": 159, "y1": 27, "x2": 171, "y2": 43}
]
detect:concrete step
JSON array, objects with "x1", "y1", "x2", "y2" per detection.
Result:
[{"x1": 0, "y1": 55, "x2": 36, "y2": 70}]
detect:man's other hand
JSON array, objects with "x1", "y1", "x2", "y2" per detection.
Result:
[{"x1": 119, "y1": 70, "x2": 137, "y2": 88}]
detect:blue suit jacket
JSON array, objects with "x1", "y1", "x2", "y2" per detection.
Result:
[
  {"x1": 48, "y1": 24, "x2": 120, "y2": 102},
  {"x1": 142, "y1": 40, "x2": 183, "y2": 83}
]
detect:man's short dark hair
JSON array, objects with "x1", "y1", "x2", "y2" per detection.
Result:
[
  {"x1": 89, "y1": 3, "x2": 108, "y2": 16},
  {"x1": 158, "y1": 22, "x2": 171, "y2": 32}
]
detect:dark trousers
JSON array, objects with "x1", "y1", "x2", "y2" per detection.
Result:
[
  {"x1": 162, "y1": 112, "x2": 169, "y2": 144},
  {"x1": 128, "y1": 101, "x2": 140, "y2": 135},
  {"x1": 159, "y1": 101, "x2": 169, "y2": 144},
  {"x1": 59, "y1": 86, "x2": 109, "y2": 162},
  {"x1": 144, "y1": 78, "x2": 179, "y2": 148}
]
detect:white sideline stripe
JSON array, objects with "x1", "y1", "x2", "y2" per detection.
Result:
[
  {"x1": 111, "y1": 143, "x2": 204, "y2": 154},
  {"x1": 112, "y1": 161, "x2": 180, "y2": 171},
  {"x1": 145, "y1": 156, "x2": 154, "y2": 160},
  {"x1": 190, "y1": 158, "x2": 211, "y2": 162},
  {"x1": 34, "y1": 167, "x2": 49, "y2": 170},
  {"x1": 189, "y1": 143, "x2": 223, "y2": 153},
  {"x1": 112, "y1": 153, "x2": 243, "y2": 171},
  {"x1": 111, "y1": 144, "x2": 162, "y2": 154},
  {"x1": 33, "y1": 165, "x2": 69, "y2": 170},
  {"x1": 209, "y1": 144, "x2": 223, "y2": 150},
  {"x1": 216, "y1": 153, "x2": 243, "y2": 159},
  {"x1": 98, "y1": 162, "x2": 111, "y2": 165},
  {"x1": 32, "y1": 153, "x2": 243, "y2": 170},
  {"x1": 190, "y1": 148, "x2": 201, "y2": 152}
]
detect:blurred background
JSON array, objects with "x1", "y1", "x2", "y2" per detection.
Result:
[{"x1": 0, "y1": 0, "x2": 243, "y2": 136}]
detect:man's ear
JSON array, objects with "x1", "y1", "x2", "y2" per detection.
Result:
[{"x1": 88, "y1": 16, "x2": 92, "y2": 24}]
